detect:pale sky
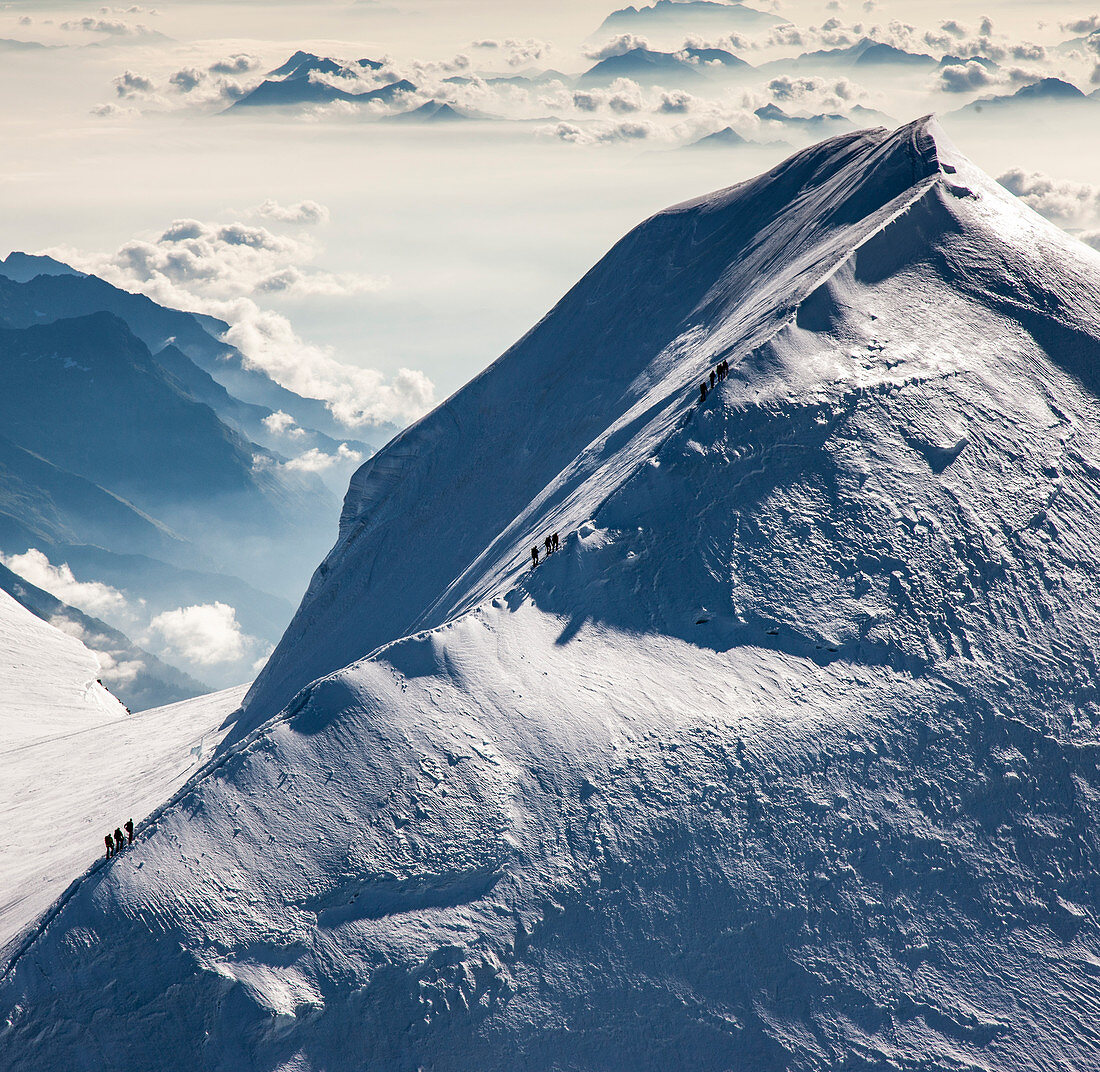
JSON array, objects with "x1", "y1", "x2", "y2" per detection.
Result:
[{"x1": 0, "y1": 0, "x2": 1096, "y2": 425}]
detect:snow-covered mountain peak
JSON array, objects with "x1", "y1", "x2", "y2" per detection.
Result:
[
  {"x1": 7, "y1": 119, "x2": 1100, "y2": 1071},
  {"x1": 242, "y1": 115, "x2": 1071, "y2": 726}
]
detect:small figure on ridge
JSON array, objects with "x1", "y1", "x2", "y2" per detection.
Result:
[
  {"x1": 104, "y1": 833, "x2": 114, "y2": 860},
  {"x1": 125, "y1": 818, "x2": 134, "y2": 845},
  {"x1": 113, "y1": 828, "x2": 125, "y2": 855},
  {"x1": 531, "y1": 546, "x2": 539, "y2": 567}
]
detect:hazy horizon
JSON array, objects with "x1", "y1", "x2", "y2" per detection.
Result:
[{"x1": 1, "y1": 0, "x2": 1097, "y2": 420}]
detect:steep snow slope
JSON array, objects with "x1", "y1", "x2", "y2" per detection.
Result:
[
  {"x1": 0, "y1": 559, "x2": 207, "y2": 711},
  {"x1": 6, "y1": 118, "x2": 1100, "y2": 1071},
  {"x1": 244, "y1": 116, "x2": 950, "y2": 725}
]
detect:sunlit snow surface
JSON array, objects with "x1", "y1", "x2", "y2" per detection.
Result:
[
  {"x1": 5, "y1": 119, "x2": 1100, "y2": 1071},
  {"x1": 0, "y1": 591, "x2": 245, "y2": 953}
]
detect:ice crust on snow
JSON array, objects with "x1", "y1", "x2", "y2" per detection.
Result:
[{"x1": 6, "y1": 118, "x2": 1100, "y2": 1070}]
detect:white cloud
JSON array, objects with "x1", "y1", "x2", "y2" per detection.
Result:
[
  {"x1": 681, "y1": 33, "x2": 753, "y2": 53},
  {"x1": 1, "y1": 549, "x2": 129, "y2": 618},
  {"x1": 210, "y1": 53, "x2": 259, "y2": 75},
  {"x1": 586, "y1": 34, "x2": 650, "y2": 61},
  {"x1": 284, "y1": 443, "x2": 363, "y2": 472},
  {"x1": 221, "y1": 304, "x2": 435, "y2": 427},
  {"x1": 253, "y1": 199, "x2": 330, "y2": 225},
  {"x1": 147, "y1": 602, "x2": 251, "y2": 665},
  {"x1": 767, "y1": 75, "x2": 862, "y2": 106},
  {"x1": 262, "y1": 410, "x2": 299, "y2": 435},
  {"x1": 115, "y1": 70, "x2": 155, "y2": 98},
  {"x1": 766, "y1": 23, "x2": 806, "y2": 47},
  {"x1": 61, "y1": 16, "x2": 152, "y2": 35},
  {"x1": 88, "y1": 647, "x2": 145, "y2": 685},
  {"x1": 998, "y1": 169, "x2": 1100, "y2": 226},
  {"x1": 608, "y1": 78, "x2": 644, "y2": 113},
  {"x1": 938, "y1": 61, "x2": 998, "y2": 92},
  {"x1": 48, "y1": 617, "x2": 146, "y2": 685},
  {"x1": 50, "y1": 217, "x2": 433, "y2": 428},
  {"x1": 659, "y1": 90, "x2": 694, "y2": 113},
  {"x1": 169, "y1": 68, "x2": 203, "y2": 93},
  {"x1": 936, "y1": 62, "x2": 1045, "y2": 94},
  {"x1": 91, "y1": 103, "x2": 139, "y2": 119},
  {"x1": 72, "y1": 217, "x2": 383, "y2": 302},
  {"x1": 1063, "y1": 15, "x2": 1100, "y2": 34},
  {"x1": 549, "y1": 119, "x2": 655, "y2": 145}
]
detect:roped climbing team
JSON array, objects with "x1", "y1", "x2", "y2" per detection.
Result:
[
  {"x1": 700, "y1": 357, "x2": 729, "y2": 402},
  {"x1": 104, "y1": 818, "x2": 134, "y2": 859},
  {"x1": 529, "y1": 357, "x2": 729, "y2": 570},
  {"x1": 531, "y1": 530, "x2": 560, "y2": 567}
]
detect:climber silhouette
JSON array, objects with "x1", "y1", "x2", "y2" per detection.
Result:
[
  {"x1": 125, "y1": 818, "x2": 134, "y2": 845},
  {"x1": 552, "y1": 532, "x2": 560, "y2": 552},
  {"x1": 710, "y1": 370, "x2": 716, "y2": 389},
  {"x1": 544, "y1": 535, "x2": 553, "y2": 556},
  {"x1": 531, "y1": 546, "x2": 539, "y2": 567},
  {"x1": 113, "y1": 828, "x2": 125, "y2": 854},
  {"x1": 700, "y1": 383, "x2": 707, "y2": 402},
  {"x1": 104, "y1": 834, "x2": 114, "y2": 860}
]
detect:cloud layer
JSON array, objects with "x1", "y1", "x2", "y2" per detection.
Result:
[
  {"x1": 148, "y1": 601, "x2": 252, "y2": 666},
  {"x1": 52, "y1": 207, "x2": 435, "y2": 429}
]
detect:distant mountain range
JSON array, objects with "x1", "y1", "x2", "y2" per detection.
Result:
[
  {"x1": 383, "y1": 100, "x2": 479, "y2": 123},
  {"x1": 596, "y1": 0, "x2": 783, "y2": 37},
  {"x1": 0, "y1": 252, "x2": 391, "y2": 703},
  {"x1": 952, "y1": 77, "x2": 1096, "y2": 116},
  {"x1": 228, "y1": 51, "x2": 416, "y2": 112},
  {"x1": 580, "y1": 45, "x2": 752, "y2": 87},
  {"x1": 757, "y1": 38, "x2": 937, "y2": 74}
]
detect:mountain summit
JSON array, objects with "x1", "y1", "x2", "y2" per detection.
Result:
[{"x1": 5, "y1": 118, "x2": 1100, "y2": 1071}]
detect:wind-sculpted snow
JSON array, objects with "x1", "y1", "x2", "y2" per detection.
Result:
[{"x1": 5, "y1": 118, "x2": 1100, "y2": 1071}]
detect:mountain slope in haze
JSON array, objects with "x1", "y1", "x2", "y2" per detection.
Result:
[
  {"x1": 0, "y1": 312, "x2": 262, "y2": 506},
  {"x1": 953, "y1": 77, "x2": 1095, "y2": 116},
  {"x1": 0, "y1": 310, "x2": 337, "y2": 585},
  {"x1": 0, "y1": 251, "x2": 83, "y2": 281},
  {"x1": 229, "y1": 76, "x2": 416, "y2": 110},
  {"x1": 228, "y1": 51, "x2": 414, "y2": 111},
  {"x1": 7, "y1": 119, "x2": 1100, "y2": 1072},
  {"x1": 0, "y1": 259, "x2": 381, "y2": 688},
  {"x1": 0, "y1": 300, "x2": 336, "y2": 687},
  {"x1": 580, "y1": 47, "x2": 712, "y2": 86},
  {"x1": 0, "y1": 267, "x2": 383, "y2": 460},
  {"x1": 597, "y1": 0, "x2": 782, "y2": 36}
]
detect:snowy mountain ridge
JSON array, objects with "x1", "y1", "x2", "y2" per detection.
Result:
[
  {"x1": 243, "y1": 116, "x2": 947, "y2": 723},
  {"x1": 5, "y1": 117, "x2": 1100, "y2": 1071}
]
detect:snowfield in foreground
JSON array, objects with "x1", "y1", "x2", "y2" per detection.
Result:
[
  {"x1": 4, "y1": 118, "x2": 1100, "y2": 1071},
  {"x1": 0, "y1": 586, "x2": 245, "y2": 953}
]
